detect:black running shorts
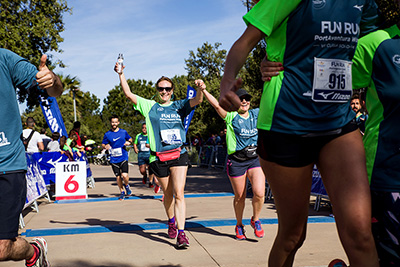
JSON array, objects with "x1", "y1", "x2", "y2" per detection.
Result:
[
  {"x1": 0, "y1": 171, "x2": 27, "y2": 239},
  {"x1": 257, "y1": 121, "x2": 358, "y2": 167},
  {"x1": 149, "y1": 152, "x2": 189, "y2": 178},
  {"x1": 111, "y1": 160, "x2": 129, "y2": 177}
]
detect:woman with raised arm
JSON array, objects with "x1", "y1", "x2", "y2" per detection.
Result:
[
  {"x1": 114, "y1": 63, "x2": 203, "y2": 249},
  {"x1": 202, "y1": 81, "x2": 265, "y2": 240}
]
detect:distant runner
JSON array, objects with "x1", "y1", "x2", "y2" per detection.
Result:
[{"x1": 102, "y1": 115, "x2": 133, "y2": 200}]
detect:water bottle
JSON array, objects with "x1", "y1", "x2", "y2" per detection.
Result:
[{"x1": 117, "y1": 53, "x2": 124, "y2": 74}]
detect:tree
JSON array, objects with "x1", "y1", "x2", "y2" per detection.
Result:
[
  {"x1": 183, "y1": 41, "x2": 265, "y2": 138},
  {"x1": 101, "y1": 79, "x2": 155, "y2": 137},
  {"x1": 59, "y1": 74, "x2": 81, "y2": 121},
  {"x1": 184, "y1": 42, "x2": 226, "y2": 81},
  {"x1": 0, "y1": 0, "x2": 72, "y2": 108}
]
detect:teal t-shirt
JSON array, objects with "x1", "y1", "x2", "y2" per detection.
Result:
[
  {"x1": 134, "y1": 96, "x2": 194, "y2": 163},
  {"x1": 352, "y1": 24, "x2": 400, "y2": 191},
  {"x1": 0, "y1": 49, "x2": 38, "y2": 172},
  {"x1": 224, "y1": 109, "x2": 259, "y2": 155},
  {"x1": 244, "y1": 0, "x2": 375, "y2": 134},
  {"x1": 134, "y1": 133, "x2": 150, "y2": 157}
]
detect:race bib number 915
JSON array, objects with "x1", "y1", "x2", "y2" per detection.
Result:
[{"x1": 312, "y1": 58, "x2": 352, "y2": 103}]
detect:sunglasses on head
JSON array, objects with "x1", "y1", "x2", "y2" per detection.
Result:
[
  {"x1": 157, "y1": 87, "x2": 173, "y2": 92},
  {"x1": 240, "y1": 96, "x2": 251, "y2": 102}
]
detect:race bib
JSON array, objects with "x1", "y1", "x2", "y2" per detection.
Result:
[
  {"x1": 312, "y1": 58, "x2": 352, "y2": 103},
  {"x1": 111, "y1": 147, "x2": 122, "y2": 157},
  {"x1": 140, "y1": 141, "x2": 149, "y2": 152},
  {"x1": 161, "y1": 129, "x2": 182, "y2": 145}
]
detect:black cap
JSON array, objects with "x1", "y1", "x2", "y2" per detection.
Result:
[{"x1": 235, "y1": 88, "x2": 252, "y2": 100}]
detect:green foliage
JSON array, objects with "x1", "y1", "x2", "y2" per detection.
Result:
[
  {"x1": 240, "y1": 42, "x2": 266, "y2": 108},
  {"x1": 183, "y1": 41, "x2": 265, "y2": 139},
  {"x1": 22, "y1": 75, "x2": 104, "y2": 145},
  {"x1": 0, "y1": 0, "x2": 72, "y2": 108},
  {"x1": 101, "y1": 79, "x2": 155, "y2": 138},
  {"x1": 184, "y1": 42, "x2": 226, "y2": 81}
]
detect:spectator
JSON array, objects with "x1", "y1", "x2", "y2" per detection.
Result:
[
  {"x1": 192, "y1": 134, "x2": 202, "y2": 151},
  {"x1": 0, "y1": 49, "x2": 62, "y2": 266},
  {"x1": 22, "y1": 117, "x2": 44, "y2": 152},
  {"x1": 47, "y1": 132, "x2": 61, "y2": 152},
  {"x1": 69, "y1": 121, "x2": 84, "y2": 150},
  {"x1": 351, "y1": 94, "x2": 368, "y2": 135},
  {"x1": 40, "y1": 128, "x2": 51, "y2": 150}
]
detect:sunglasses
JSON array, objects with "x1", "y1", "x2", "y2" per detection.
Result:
[
  {"x1": 157, "y1": 87, "x2": 173, "y2": 92},
  {"x1": 240, "y1": 96, "x2": 251, "y2": 102}
]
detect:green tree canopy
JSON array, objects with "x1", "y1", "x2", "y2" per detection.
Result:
[
  {"x1": 1, "y1": 0, "x2": 72, "y2": 108},
  {"x1": 184, "y1": 42, "x2": 226, "y2": 81}
]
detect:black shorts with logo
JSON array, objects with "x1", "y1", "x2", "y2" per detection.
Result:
[
  {"x1": 0, "y1": 171, "x2": 27, "y2": 239},
  {"x1": 257, "y1": 121, "x2": 358, "y2": 167},
  {"x1": 111, "y1": 160, "x2": 129, "y2": 177},
  {"x1": 149, "y1": 152, "x2": 189, "y2": 178}
]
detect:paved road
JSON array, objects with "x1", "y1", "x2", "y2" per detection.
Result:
[{"x1": 2, "y1": 164, "x2": 346, "y2": 267}]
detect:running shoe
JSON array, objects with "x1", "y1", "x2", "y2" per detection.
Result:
[
  {"x1": 168, "y1": 221, "x2": 177, "y2": 239},
  {"x1": 250, "y1": 217, "x2": 265, "y2": 238},
  {"x1": 118, "y1": 191, "x2": 125, "y2": 201},
  {"x1": 149, "y1": 183, "x2": 154, "y2": 188},
  {"x1": 328, "y1": 259, "x2": 348, "y2": 267},
  {"x1": 125, "y1": 185, "x2": 132, "y2": 196},
  {"x1": 142, "y1": 176, "x2": 147, "y2": 184},
  {"x1": 28, "y1": 237, "x2": 50, "y2": 267},
  {"x1": 176, "y1": 231, "x2": 189, "y2": 248},
  {"x1": 235, "y1": 225, "x2": 246, "y2": 240},
  {"x1": 154, "y1": 185, "x2": 161, "y2": 194}
]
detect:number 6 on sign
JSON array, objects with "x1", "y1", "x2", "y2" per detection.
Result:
[
  {"x1": 64, "y1": 175, "x2": 79, "y2": 193},
  {"x1": 56, "y1": 162, "x2": 87, "y2": 200}
]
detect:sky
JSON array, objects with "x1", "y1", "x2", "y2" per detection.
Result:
[{"x1": 50, "y1": 0, "x2": 249, "y2": 108}]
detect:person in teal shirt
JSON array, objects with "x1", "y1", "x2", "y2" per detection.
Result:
[
  {"x1": 202, "y1": 85, "x2": 266, "y2": 240},
  {"x1": 0, "y1": 49, "x2": 63, "y2": 267},
  {"x1": 114, "y1": 62, "x2": 204, "y2": 249},
  {"x1": 220, "y1": 0, "x2": 380, "y2": 266},
  {"x1": 352, "y1": 2, "x2": 400, "y2": 264}
]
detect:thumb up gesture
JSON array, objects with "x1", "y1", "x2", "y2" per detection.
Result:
[{"x1": 35, "y1": 54, "x2": 63, "y2": 96}]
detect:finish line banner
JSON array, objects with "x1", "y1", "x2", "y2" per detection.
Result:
[
  {"x1": 184, "y1": 85, "x2": 196, "y2": 135},
  {"x1": 40, "y1": 95, "x2": 68, "y2": 137}
]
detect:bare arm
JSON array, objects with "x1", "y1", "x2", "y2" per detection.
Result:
[
  {"x1": 203, "y1": 89, "x2": 227, "y2": 119},
  {"x1": 38, "y1": 141, "x2": 44, "y2": 151},
  {"x1": 133, "y1": 143, "x2": 139, "y2": 154},
  {"x1": 190, "y1": 79, "x2": 205, "y2": 108},
  {"x1": 36, "y1": 55, "x2": 63, "y2": 97},
  {"x1": 102, "y1": 143, "x2": 111, "y2": 150},
  {"x1": 220, "y1": 25, "x2": 264, "y2": 111},
  {"x1": 114, "y1": 63, "x2": 137, "y2": 105}
]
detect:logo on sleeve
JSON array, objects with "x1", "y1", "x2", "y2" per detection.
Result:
[
  {"x1": 353, "y1": 5, "x2": 363, "y2": 11},
  {"x1": 313, "y1": 0, "x2": 326, "y2": 9},
  {"x1": 393, "y1": 55, "x2": 400, "y2": 68}
]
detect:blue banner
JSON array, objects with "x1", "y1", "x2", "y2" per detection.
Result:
[
  {"x1": 31, "y1": 152, "x2": 93, "y2": 185},
  {"x1": 184, "y1": 85, "x2": 196, "y2": 134},
  {"x1": 40, "y1": 96, "x2": 68, "y2": 137},
  {"x1": 25, "y1": 153, "x2": 48, "y2": 208}
]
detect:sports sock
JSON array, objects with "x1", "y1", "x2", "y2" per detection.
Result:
[
  {"x1": 26, "y1": 244, "x2": 40, "y2": 266},
  {"x1": 178, "y1": 229, "x2": 184, "y2": 234},
  {"x1": 168, "y1": 217, "x2": 175, "y2": 224}
]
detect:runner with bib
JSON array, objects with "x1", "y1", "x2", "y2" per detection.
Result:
[
  {"x1": 134, "y1": 123, "x2": 156, "y2": 189},
  {"x1": 219, "y1": 0, "x2": 379, "y2": 266},
  {"x1": 102, "y1": 115, "x2": 133, "y2": 201},
  {"x1": 202, "y1": 85, "x2": 265, "y2": 240},
  {"x1": 114, "y1": 63, "x2": 204, "y2": 249}
]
